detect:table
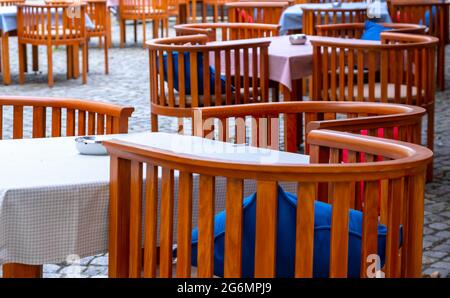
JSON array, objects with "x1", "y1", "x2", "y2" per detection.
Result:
[
  {"x1": 279, "y1": 1, "x2": 392, "y2": 34},
  {"x1": 0, "y1": 4, "x2": 95, "y2": 85},
  {"x1": 0, "y1": 132, "x2": 308, "y2": 277}
]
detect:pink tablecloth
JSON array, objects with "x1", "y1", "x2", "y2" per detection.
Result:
[{"x1": 209, "y1": 35, "x2": 379, "y2": 90}]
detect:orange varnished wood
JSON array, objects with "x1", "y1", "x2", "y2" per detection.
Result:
[
  {"x1": 0, "y1": 96, "x2": 133, "y2": 140},
  {"x1": 104, "y1": 128, "x2": 431, "y2": 278}
]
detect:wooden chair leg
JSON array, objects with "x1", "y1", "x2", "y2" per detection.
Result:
[
  {"x1": 214, "y1": 4, "x2": 219, "y2": 23},
  {"x1": 1, "y1": 32, "x2": 11, "y2": 85},
  {"x1": 86, "y1": 42, "x2": 90, "y2": 73},
  {"x1": 66, "y1": 45, "x2": 73, "y2": 79},
  {"x1": 438, "y1": 44, "x2": 445, "y2": 91},
  {"x1": 151, "y1": 113, "x2": 158, "y2": 132},
  {"x1": 134, "y1": 20, "x2": 137, "y2": 43},
  {"x1": 32, "y1": 45, "x2": 38, "y2": 72},
  {"x1": 107, "y1": 9, "x2": 112, "y2": 48},
  {"x1": 73, "y1": 45, "x2": 80, "y2": 79},
  {"x1": 82, "y1": 43, "x2": 87, "y2": 84},
  {"x1": 47, "y1": 45, "x2": 53, "y2": 87},
  {"x1": 3, "y1": 264, "x2": 43, "y2": 278},
  {"x1": 426, "y1": 107, "x2": 435, "y2": 182},
  {"x1": 23, "y1": 43, "x2": 28, "y2": 73},
  {"x1": 119, "y1": 19, "x2": 125, "y2": 48},
  {"x1": 18, "y1": 42, "x2": 25, "y2": 85},
  {"x1": 104, "y1": 34, "x2": 109, "y2": 75}
]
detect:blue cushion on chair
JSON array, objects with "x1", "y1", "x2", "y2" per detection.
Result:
[
  {"x1": 419, "y1": 6, "x2": 437, "y2": 27},
  {"x1": 360, "y1": 21, "x2": 390, "y2": 41},
  {"x1": 161, "y1": 52, "x2": 226, "y2": 96},
  {"x1": 189, "y1": 185, "x2": 400, "y2": 278}
]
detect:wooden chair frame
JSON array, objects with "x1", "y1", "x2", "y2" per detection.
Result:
[
  {"x1": 118, "y1": 0, "x2": 168, "y2": 48},
  {"x1": 86, "y1": 0, "x2": 109, "y2": 74},
  {"x1": 316, "y1": 22, "x2": 427, "y2": 38},
  {"x1": 0, "y1": 96, "x2": 134, "y2": 140},
  {"x1": 174, "y1": 22, "x2": 280, "y2": 42},
  {"x1": 105, "y1": 128, "x2": 432, "y2": 278},
  {"x1": 146, "y1": 34, "x2": 270, "y2": 133},
  {"x1": 310, "y1": 32, "x2": 438, "y2": 180},
  {"x1": 16, "y1": 3, "x2": 88, "y2": 87},
  {"x1": 225, "y1": 2, "x2": 289, "y2": 24},
  {"x1": 301, "y1": 6, "x2": 368, "y2": 35},
  {"x1": 388, "y1": 1, "x2": 449, "y2": 91},
  {"x1": 192, "y1": 101, "x2": 425, "y2": 154}
]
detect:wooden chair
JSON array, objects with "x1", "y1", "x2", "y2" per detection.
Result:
[
  {"x1": 105, "y1": 128, "x2": 432, "y2": 278},
  {"x1": 0, "y1": 95, "x2": 134, "y2": 278},
  {"x1": 316, "y1": 22, "x2": 427, "y2": 38},
  {"x1": 302, "y1": 6, "x2": 368, "y2": 35},
  {"x1": 119, "y1": 0, "x2": 168, "y2": 48},
  {"x1": 17, "y1": 3, "x2": 88, "y2": 87},
  {"x1": 86, "y1": 0, "x2": 109, "y2": 74},
  {"x1": 311, "y1": 32, "x2": 438, "y2": 180},
  {"x1": 225, "y1": 1, "x2": 289, "y2": 24},
  {"x1": 174, "y1": 22, "x2": 280, "y2": 42},
  {"x1": 192, "y1": 101, "x2": 425, "y2": 154},
  {"x1": 0, "y1": 0, "x2": 25, "y2": 85},
  {"x1": 147, "y1": 34, "x2": 270, "y2": 133},
  {"x1": 0, "y1": 96, "x2": 134, "y2": 140},
  {"x1": 388, "y1": 0, "x2": 449, "y2": 91}
]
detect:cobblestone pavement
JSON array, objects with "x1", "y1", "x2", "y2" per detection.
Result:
[{"x1": 0, "y1": 16, "x2": 449, "y2": 278}]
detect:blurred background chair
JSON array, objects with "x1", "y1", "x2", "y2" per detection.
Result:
[
  {"x1": 226, "y1": 1, "x2": 289, "y2": 24},
  {"x1": 17, "y1": 3, "x2": 88, "y2": 87},
  {"x1": 388, "y1": 0, "x2": 450, "y2": 91},
  {"x1": 311, "y1": 32, "x2": 438, "y2": 180},
  {"x1": 86, "y1": 0, "x2": 109, "y2": 74},
  {"x1": 119, "y1": 0, "x2": 168, "y2": 48},
  {"x1": 147, "y1": 34, "x2": 270, "y2": 133}
]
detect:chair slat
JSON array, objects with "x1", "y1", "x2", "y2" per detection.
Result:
[
  {"x1": 51, "y1": 107, "x2": 62, "y2": 137},
  {"x1": 295, "y1": 182, "x2": 316, "y2": 278},
  {"x1": 143, "y1": 165, "x2": 159, "y2": 278},
  {"x1": 329, "y1": 181, "x2": 351, "y2": 277},
  {"x1": 254, "y1": 180, "x2": 278, "y2": 278},
  {"x1": 176, "y1": 172, "x2": 193, "y2": 278},
  {"x1": 360, "y1": 180, "x2": 379, "y2": 277},
  {"x1": 32, "y1": 106, "x2": 46, "y2": 138},
  {"x1": 224, "y1": 178, "x2": 243, "y2": 278},
  {"x1": 159, "y1": 168, "x2": 174, "y2": 278},
  {"x1": 198, "y1": 175, "x2": 215, "y2": 278},
  {"x1": 129, "y1": 160, "x2": 143, "y2": 278}
]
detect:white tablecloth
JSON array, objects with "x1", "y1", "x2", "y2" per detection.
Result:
[{"x1": 0, "y1": 132, "x2": 309, "y2": 265}]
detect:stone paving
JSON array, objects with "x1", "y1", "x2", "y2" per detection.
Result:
[{"x1": 0, "y1": 15, "x2": 449, "y2": 278}]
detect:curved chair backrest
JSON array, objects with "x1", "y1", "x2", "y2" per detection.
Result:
[
  {"x1": 310, "y1": 32, "x2": 438, "y2": 179},
  {"x1": 174, "y1": 23, "x2": 280, "y2": 42},
  {"x1": 388, "y1": 0, "x2": 449, "y2": 90},
  {"x1": 146, "y1": 35, "x2": 270, "y2": 131},
  {"x1": 105, "y1": 129, "x2": 432, "y2": 278},
  {"x1": 302, "y1": 6, "x2": 368, "y2": 35},
  {"x1": 388, "y1": 0, "x2": 448, "y2": 42},
  {"x1": 17, "y1": 3, "x2": 87, "y2": 45},
  {"x1": 192, "y1": 101, "x2": 425, "y2": 154},
  {"x1": 225, "y1": 2, "x2": 289, "y2": 24},
  {"x1": 119, "y1": 0, "x2": 168, "y2": 17},
  {"x1": 0, "y1": 96, "x2": 134, "y2": 139},
  {"x1": 316, "y1": 22, "x2": 427, "y2": 38},
  {"x1": 0, "y1": 0, "x2": 24, "y2": 6}
]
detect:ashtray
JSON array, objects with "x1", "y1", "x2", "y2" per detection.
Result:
[
  {"x1": 75, "y1": 136, "x2": 109, "y2": 155},
  {"x1": 289, "y1": 34, "x2": 307, "y2": 45},
  {"x1": 332, "y1": 1, "x2": 342, "y2": 8}
]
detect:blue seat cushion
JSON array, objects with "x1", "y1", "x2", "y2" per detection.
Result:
[
  {"x1": 419, "y1": 6, "x2": 436, "y2": 27},
  {"x1": 161, "y1": 51, "x2": 226, "y2": 96},
  {"x1": 188, "y1": 185, "x2": 402, "y2": 278},
  {"x1": 360, "y1": 21, "x2": 391, "y2": 41}
]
